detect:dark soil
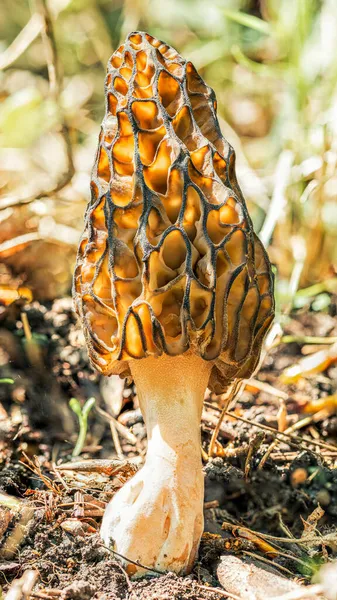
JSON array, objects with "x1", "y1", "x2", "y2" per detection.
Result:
[{"x1": 1, "y1": 297, "x2": 337, "y2": 598}]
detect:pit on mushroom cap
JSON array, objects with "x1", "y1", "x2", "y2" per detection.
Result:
[{"x1": 73, "y1": 31, "x2": 274, "y2": 576}]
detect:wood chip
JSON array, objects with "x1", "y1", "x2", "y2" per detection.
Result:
[
  {"x1": 217, "y1": 555, "x2": 305, "y2": 600},
  {"x1": 61, "y1": 518, "x2": 95, "y2": 536},
  {"x1": 0, "y1": 495, "x2": 34, "y2": 559},
  {"x1": 4, "y1": 569, "x2": 38, "y2": 600}
]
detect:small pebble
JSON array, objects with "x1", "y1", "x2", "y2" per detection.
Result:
[{"x1": 316, "y1": 489, "x2": 331, "y2": 507}]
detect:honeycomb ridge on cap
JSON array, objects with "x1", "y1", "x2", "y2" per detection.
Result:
[{"x1": 73, "y1": 31, "x2": 275, "y2": 393}]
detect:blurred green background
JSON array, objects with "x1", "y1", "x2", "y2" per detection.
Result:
[{"x1": 0, "y1": 0, "x2": 336, "y2": 310}]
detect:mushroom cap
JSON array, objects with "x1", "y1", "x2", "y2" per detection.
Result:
[{"x1": 73, "y1": 31, "x2": 274, "y2": 394}]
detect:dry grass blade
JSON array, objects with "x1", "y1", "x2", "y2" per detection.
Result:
[
  {"x1": 259, "y1": 150, "x2": 294, "y2": 247},
  {"x1": 282, "y1": 335, "x2": 337, "y2": 345},
  {"x1": 109, "y1": 420, "x2": 124, "y2": 460},
  {"x1": 0, "y1": 14, "x2": 43, "y2": 70},
  {"x1": 242, "y1": 551, "x2": 295, "y2": 576},
  {"x1": 0, "y1": 233, "x2": 42, "y2": 257},
  {"x1": 208, "y1": 380, "x2": 244, "y2": 457},
  {"x1": 246, "y1": 378, "x2": 289, "y2": 400}
]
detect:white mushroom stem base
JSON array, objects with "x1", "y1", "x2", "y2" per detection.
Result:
[{"x1": 100, "y1": 354, "x2": 211, "y2": 577}]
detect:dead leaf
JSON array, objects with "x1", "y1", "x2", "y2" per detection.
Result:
[
  {"x1": 301, "y1": 506, "x2": 325, "y2": 541},
  {"x1": 280, "y1": 343, "x2": 337, "y2": 384}
]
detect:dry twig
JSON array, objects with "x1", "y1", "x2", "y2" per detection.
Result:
[
  {"x1": 204, "y1": 402, "x2": 337, "y2": 455},
  {"x1": 1, "y1": 0, "x2": 74, "y2": 211}
]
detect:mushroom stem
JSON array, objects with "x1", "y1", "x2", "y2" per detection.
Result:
[{"x1": 100, "y1": 353, "x2": 211, "y2": 577}]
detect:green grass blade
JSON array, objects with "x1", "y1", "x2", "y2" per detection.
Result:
[{"x1": 223, "y1": 9, "x2": 271, "y2": 35}]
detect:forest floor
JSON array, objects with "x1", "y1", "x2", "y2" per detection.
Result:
[{"x1": 0, "y1": 297, "x2": 337, "y2": 599}]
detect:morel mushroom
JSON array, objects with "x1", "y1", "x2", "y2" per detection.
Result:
[{"x1": 73, "y1": 32, "x2": 274, "y2": 576}]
